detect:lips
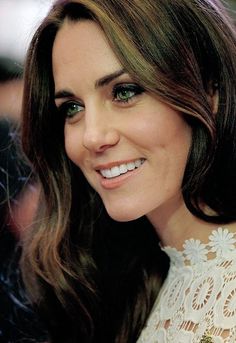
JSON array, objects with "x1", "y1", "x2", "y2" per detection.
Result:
[{"x1": 98, "y1": 158, "x2": 145, "y2": 179}]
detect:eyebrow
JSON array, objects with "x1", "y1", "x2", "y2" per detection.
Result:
[
  {"x1": 54, "y1": 90, "x2": 74, "y2": 99},
  {"x1": 54, "y1": 68, "x2": 126, "y2": 99},
  {"x1": 95, "y1": 68, "x2": 125, "y2": 88}
]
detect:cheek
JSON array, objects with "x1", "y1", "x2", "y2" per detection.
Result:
[
  {"x1": 129, "y1": 110, "x2": 191, "y2": 154},
  {"x1": 64, "y1": 127, "x2": 84, "y2": 166}
]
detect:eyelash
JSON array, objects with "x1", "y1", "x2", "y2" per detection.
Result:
[
  {"x1": 58, "y1": 101, "x2": 84, "y2": 120},
  {"x1": 112, "y1": 83, "x2": 144, "y2": 104},
  {"x1": 57, "y1": 83, "x2": 145, "y2": 120},
  {"x1": 112, "y1": 83, "x2": 145, "y2": 103}
]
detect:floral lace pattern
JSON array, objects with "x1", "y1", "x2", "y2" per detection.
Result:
[{"x1": 136, "y1": 228, "x2": 236, "y2": 343}]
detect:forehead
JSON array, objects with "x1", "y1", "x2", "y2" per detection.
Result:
[{"x1": 52, "y1": 19, "x2": 122, "y2": 88}]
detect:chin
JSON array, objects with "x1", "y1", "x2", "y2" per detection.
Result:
[{"x1": 105, "y1": 204, "x2": 145, "y2": 222}]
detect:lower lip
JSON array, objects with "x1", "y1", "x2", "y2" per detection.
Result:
[{"x1": 99, "y1": 163, "x2": 144, "y2": 190}]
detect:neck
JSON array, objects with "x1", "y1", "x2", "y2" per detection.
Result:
[{"x1": 146, "y1": 196, "x2": 233, "y2": 250}]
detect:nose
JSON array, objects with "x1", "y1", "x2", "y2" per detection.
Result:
[{"x1": 82, "y1": 107, "x2": 120, "y2": 153}]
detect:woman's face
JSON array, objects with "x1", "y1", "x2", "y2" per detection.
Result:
[{"x1": 52, "y1": 19, "x2": 192, "y2": 223}]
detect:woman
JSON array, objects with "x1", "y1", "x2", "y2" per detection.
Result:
[{"x1": 21, "y1": 0, "x2": 236, "y2": 342}]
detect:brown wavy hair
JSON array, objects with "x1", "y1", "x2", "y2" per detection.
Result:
[{"x1": 21, "y1": 1, "x2": 236, "y2": 342}]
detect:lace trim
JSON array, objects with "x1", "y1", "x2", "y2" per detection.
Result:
[
  {"x1": 162, "y1": 227, "x2": 236, "y2": 268},
  {"x1": 137, "y1": 227, "x2": 236, "y2": 343}
]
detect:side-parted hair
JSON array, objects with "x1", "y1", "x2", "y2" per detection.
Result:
[{"x1": 21, "y1": 1, "x2": 236, "y2": 342}]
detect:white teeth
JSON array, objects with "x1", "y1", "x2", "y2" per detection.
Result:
[
  {"x1": 101, "y1": 169, "x2": 112, "y2": 178},
  {"x1": 127, "y1": 162, "x2": 136, "y2": 171},
  {"x1": 111, "y1": 166, "x2": 120, "y2": 177},
  {"x1": 100, "y1": 159, "x2": 144, "y2": 179},
  {"x1": 119, "y1": 164, "x2": 128, "y2": 174}
]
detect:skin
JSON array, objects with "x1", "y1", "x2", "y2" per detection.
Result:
[{"x1": 52, "y1": 20, "x2": 228, "y2": 248}]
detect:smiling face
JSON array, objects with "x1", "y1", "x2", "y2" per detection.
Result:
[{"x1": 52, "y1": 19, "x2": 192, "y2": 225}]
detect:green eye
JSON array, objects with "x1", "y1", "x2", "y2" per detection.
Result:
[
  {"x1": 117, "y1": 88, "x2": 135, "y2": 101},
  {"x1": 113, "y1": 84, "x2": 144, "y2": 103},
  {"x1": 59, "y1": 101, "x2": 84, "y2": 119}
]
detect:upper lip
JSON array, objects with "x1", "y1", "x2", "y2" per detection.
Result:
[{"x1": 94, "y1": 158, "x2": 144, "y2": 171}]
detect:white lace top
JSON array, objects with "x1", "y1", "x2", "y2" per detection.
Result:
[{"x1": 137, "y1": 227, "x2": 236, "y2": 343}]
